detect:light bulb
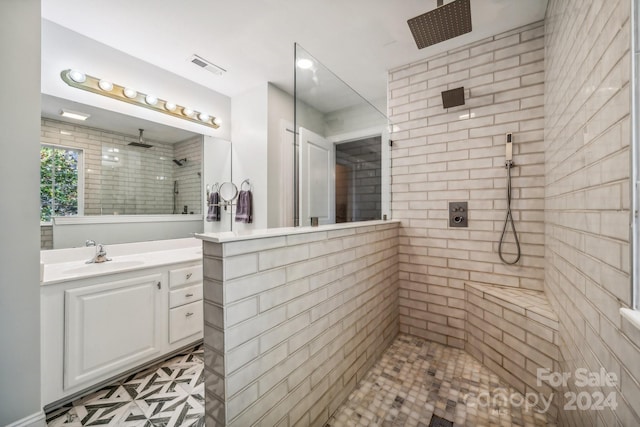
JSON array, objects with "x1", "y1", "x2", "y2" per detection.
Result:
[
  {"x1": 165, "y1": 102, "x2": 177, "y2": 112},
  {"x1": 145, "y1": 94, "x2": 158, "y2": 106},
  {"x1": 183, "y1": 107, "x2": 195, "y2": 118},
  {"x1": 69, "y1": 69, "x2": 86, "y2": 83},
  {"x1": 123, "y1": 88, "x2": 137, "y2": 98},
  {"x1": 198, "y1": 112, "x2": 210, "y2": 122},
  {"x1": 296, "y1": 59, "x2": 313, "y2": 69},
  {"x1": 98, "y1": 80, "x2": 113, "y2": 91},
  {"x1": 213, "y1": 117, "x2": 222, "y2": 126}
]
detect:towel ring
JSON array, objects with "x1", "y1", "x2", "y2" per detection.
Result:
[
  {"x1": 241, "y1": 179, "x2": 252, "y2": 191},
  {"x1": 219, "y1": 181, "x2": 238, "y2": 203}
]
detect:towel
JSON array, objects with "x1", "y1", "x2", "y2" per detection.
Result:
[
  {"x1": 235, "y1": 190, "x2": 252, "y2": 223},
  {"x1": 206, "y1": 192, "x2": 220, "y2": 222}
]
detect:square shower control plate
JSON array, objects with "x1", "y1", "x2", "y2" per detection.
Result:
[{"x1": 449, "y1": 201, "x2": 468, "y2": 228}]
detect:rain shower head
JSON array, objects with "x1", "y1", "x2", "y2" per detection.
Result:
[
  {"x1": 128, "y1": 128, "x2": 153, "y2": 148},
  {"x1": 173, "y1": 158, "x2": 187, "y2": 166},
  {"x1": 408, "y1": 0, "x2": 472, "y2": 49}
]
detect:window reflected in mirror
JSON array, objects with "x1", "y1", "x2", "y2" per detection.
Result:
[{"x1": 40, "y1": 145, "x2": 82, "y2": 222}]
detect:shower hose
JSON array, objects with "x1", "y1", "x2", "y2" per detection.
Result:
[{"x1": 498, "y1": 162, "x2": 521, "y2": 264}]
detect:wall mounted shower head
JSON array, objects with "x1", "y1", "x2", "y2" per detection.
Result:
[{"x1": 173, "y1": 158, "x2": 187, "y2": 166}]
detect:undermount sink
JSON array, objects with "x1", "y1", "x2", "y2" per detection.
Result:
[{"x1": 62, "y1": 260, "x2": 146, "y2": 276}]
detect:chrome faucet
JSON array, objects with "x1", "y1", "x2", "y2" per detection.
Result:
[{"x1": 86, "y1": 243, "x2": 112, "y2": 264}]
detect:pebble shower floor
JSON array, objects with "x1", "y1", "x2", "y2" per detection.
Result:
[
  {"x1": 327, "y1": 335, "x2": 553, "y2": 427},
  {"x1": 46, "y1": 335, "x2": 554, "y2": 426}
]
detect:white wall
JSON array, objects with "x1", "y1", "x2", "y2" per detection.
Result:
[
  {"x1": 0, "y1": 0, "x2": 43, "y2": 425},
  {"x1": 42, "y1": 20, "x2": 231, "y2": 141},
  {"x1": 203, "y1": 136, "x2": 233, "y2": 233},
  {"x1": 323, "y1": 102, "x2": 387, "y2": 139},
  {"x1": 231, "y1": 85, "x2": 269, "y2": 230},
  {"x1": 267, "y1": 84, "x2": 295, "y2": 228}
]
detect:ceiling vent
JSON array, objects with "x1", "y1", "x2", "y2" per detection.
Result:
[{"x1": 189, "y1": 54, "x2": 226, "y2": 76}]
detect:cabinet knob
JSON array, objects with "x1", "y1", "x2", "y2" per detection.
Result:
[
  {"x1": 186, "y1": 312, "x2": 194, "y2": 317},
  {"x1": 185, "y1": 293, "x2": 194, "y2": 297},
  {"x1": 186, "y1": 273, "x2": 193, "y2": 280},
  {"x1": 157, "y1": 281, "x2": 161, "y2": 289}
]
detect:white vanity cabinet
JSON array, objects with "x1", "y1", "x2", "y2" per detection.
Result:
[
  {"x1": 64, "y1": 274, "x2": 163, "y2": 390},
  {"x1": 41, "y1": 260, "x2": 203, "y2": 407}
]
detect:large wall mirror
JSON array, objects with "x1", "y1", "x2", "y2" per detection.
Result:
[
  {"x1": 40, "y1": 19, "x2": 232, "y2": 249},
  {"x1": 40, "y1": 94, "x2": 231, "y2": 249},
  {"x1": 294, "y1": 43, "x2": 391, "y2": 226}
]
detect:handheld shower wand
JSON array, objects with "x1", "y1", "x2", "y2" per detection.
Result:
[{"x1": 498, "y1": 133, "x2": 521, "y2": 264}]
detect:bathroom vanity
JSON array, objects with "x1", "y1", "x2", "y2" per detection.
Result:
[{"x1": 40, "y1": 238, "x2": 204, "y2": 408}]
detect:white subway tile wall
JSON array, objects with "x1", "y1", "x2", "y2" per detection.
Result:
[
  {"x1": 202, "y1": 223, "x2": 399, "y2": 426},
  {"x1": 464, "y1": 282, "x2": 560, "y2": 418},
  {"x1": 335, "y1": 137, "x2": 382, "y2": 222},
  {"x1": 388, "y1": 22, "x2": 546, "y2": 348},
  {"x1": 40, "y1": 119, "x2": 202, "y2": 216},
  {"x1": 174, "y1": 136, "x2": 203, "y2": 214},
  {"x1": 41, "y1": 225, "x2": 53, "y2": 250},
  {"x1": 545, "y1": 0, "x2": 640, "y2": 425}
]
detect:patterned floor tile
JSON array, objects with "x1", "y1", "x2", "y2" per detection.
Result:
[{"x1": 46, "y1": 345, "x2": 204, "y2": 427}]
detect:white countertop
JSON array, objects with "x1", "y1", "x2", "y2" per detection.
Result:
[
  {"x1": 195, "y1": 220, "x2": 400, "y2": 243},
  {"x1": 41, "y1": 238, "x2": 202, "y2": 286}
]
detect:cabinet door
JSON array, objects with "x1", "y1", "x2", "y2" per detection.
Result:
[{"x1": 64, "y1": 274, "x2": 162, "y2": 389}]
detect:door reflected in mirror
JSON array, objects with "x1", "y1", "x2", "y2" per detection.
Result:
[{"x1": 294, "y1": 43, "x2": 391, "y2": 226}]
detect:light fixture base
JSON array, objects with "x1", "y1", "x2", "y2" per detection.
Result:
[{"x1": 60, "y1": 69, "x2": 221, "y2": 129}]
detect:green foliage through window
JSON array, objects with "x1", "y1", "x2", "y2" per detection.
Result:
[{"x1": 40, "y1": 146, "x2": 80, "y2": 222}]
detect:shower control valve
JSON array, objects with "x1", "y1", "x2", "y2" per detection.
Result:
[{"x1": 449, "y1": 201, "x2": 468, "y2": 228}]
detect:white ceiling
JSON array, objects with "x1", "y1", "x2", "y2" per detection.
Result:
[
  {"x1": 42, "y1": 94, "x2": 199, "y2": 144},
  {"x1": 42, "y1": 0, "x2": 547, "y2": 107}
]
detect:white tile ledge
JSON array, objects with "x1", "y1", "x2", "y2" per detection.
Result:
[
  {"x1": 53, "y1": 214, "x2": 203, "y2": 225},
  {"x1": 195, "y1": 220, "x2": 400, "y2": 244},
  {"x1": 620, "y1": 308, "x2": 640, "y2": 332}
]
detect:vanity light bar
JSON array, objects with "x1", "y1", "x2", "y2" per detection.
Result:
[{"x1": 60, "y1": 69, "x2": 221, "y2": 129}]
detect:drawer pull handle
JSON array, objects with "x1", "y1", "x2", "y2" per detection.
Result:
[
  {"x1": 186, "y1": 273, "x2": 193, "y2": 280},
  {"x1": 185, "y1": 293, "x2": 194, "y2": 297},
  {"x1": 157, "y1": 281, "x2": 161, "y2": 290},
  {"x1": 186, "y1": 312, "x2": 194, "y2": 318}
]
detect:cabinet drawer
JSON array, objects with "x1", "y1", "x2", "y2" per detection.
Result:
[
  {"x1": 169, "y1": 284, "x2": 203, "y2": 308},
  {"x1": 169, "y1": 300, "x2": 203, "y2": 344},
  {"x1": 169, "y1": 264, "x2": 202, "y2": 289}
]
